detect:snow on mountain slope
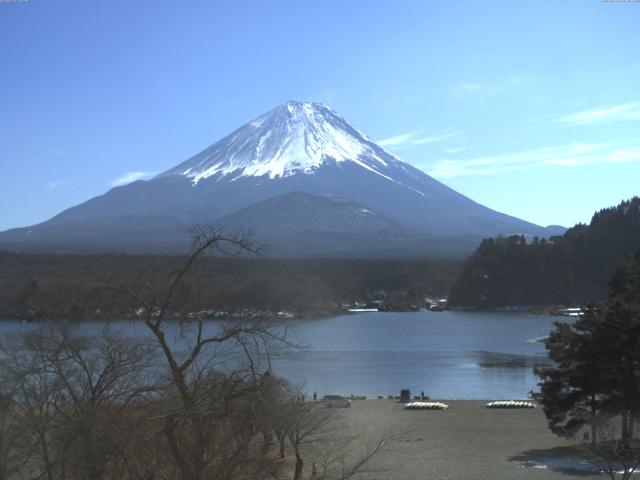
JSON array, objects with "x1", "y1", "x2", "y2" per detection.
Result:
[
  {"x1": 0, "y1": 100, "x2": 563, "y2": 256},
  {"x1": 159, "y1": 101, "x2": 419, "y2": 192}
]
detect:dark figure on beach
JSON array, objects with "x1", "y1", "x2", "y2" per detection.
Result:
[
  {"x1": 421, "y1": 390, "x2": 425, "y2": 400},
  {"x1": 313, "y1": 392, "x2": 317, "y2": 401}
]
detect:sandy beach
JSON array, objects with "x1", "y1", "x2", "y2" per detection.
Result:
[{"x1": 312, "y1": 399, "x2": 589, "y2": 480}]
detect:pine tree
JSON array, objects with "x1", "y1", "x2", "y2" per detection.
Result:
[{"x1": 536, "y1": 247, "x2": 640, "y2": 446}]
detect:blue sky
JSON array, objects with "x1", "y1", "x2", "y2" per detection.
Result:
[{"x1": 1, "y1": 0, "x2": 639, "y2": 231}]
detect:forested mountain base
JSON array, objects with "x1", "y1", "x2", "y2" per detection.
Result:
[
  {"x1": 449, "y1": 197, "x2": 640, "y2": 308},
  {"x1": 0, "y1": 252, "x2": 459, "y2": 320}
]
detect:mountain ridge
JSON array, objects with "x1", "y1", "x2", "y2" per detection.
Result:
[{"x1": 0, "y1": 101, "x2": 564, "y2": 257}]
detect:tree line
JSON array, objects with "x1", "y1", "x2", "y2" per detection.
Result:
[
  {"x1": 449, "y1": 197, "x2": 640, "y2": 308},
  {"x1": 0, "y1": 249, "x2": 459, "y2": 321}
]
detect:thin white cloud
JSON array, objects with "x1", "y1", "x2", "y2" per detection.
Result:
[
  {"x1": 378, "y1": 131, "x2": 459, "y2": 148},
  {"x1": 451, "y1": 75, "x2": 526, "y2": 98},
  {"x1": 110, "y1": 171, "x2": 155, "y2": 187},
  {"x1": 546, "y1": 158, "x2": 580, "y2": 167},
  {"x1": 377, "y1": 132, "x2": 417, "y2": 147},
  {"x1": 423, "y1": 142, "x2": 640, "y2": 178},
  {"x1": 452, "y1": 82, "x2": 494, "y2": 96},
  {"x1": 603, "y1": 147, "x2": 640, "y2": 164},
  {"x1": 444, "y1": 147, "x2": 465, "y2": 154},
  {"x1": 47, "y1": 180, "x2": 68, "y2": 189},
  {"x1": 556, "y1": 102, "x2": 640, "y2": 126},
  {"x1": 413, "y1": 132, "x2": 459, "y2": 145}
]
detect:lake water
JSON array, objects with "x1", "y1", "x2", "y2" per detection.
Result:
[
  {"x1": 278, "y1": 310, "x2": 557, "y2": 399},
  {"x1": 0, "y1": 310, "x2": 560, "y2": 399}
]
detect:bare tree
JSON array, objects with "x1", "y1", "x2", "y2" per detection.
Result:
[
  {"x1": 0, "y1": 325, "x2": 157, "y2": 480},
  {"x1": 108, "y1": 225, "x2": 292, "y2": 480},
  {"x1": 313, "y1": 432, "x2": 393, "y2": 480},
  {"x1": 0, "y1": 382, "x2": 31, "y2": 480},
  {"x1": 1, "y1": 328, "x2": 72, "y2": 480},
  {"x1": 0, "y1": 225, "x2": 394, "y2": 480},
  {"x1": 281, "y1": 395, "x2": 394, "y2": 480},
  {"x1": 263, "y1": 377, "x2": 295, "y2": 459},
  {"x1": 284, "y1": 399, "x2": 335, "y2": 480}
]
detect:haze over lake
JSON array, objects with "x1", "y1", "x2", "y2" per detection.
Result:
[{"x1": 1, "y1": 311, "x2": 558, "y2": 399}]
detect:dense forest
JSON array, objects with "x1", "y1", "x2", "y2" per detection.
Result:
[
  {"x1": 449, "y1": 197, "x2": 640, "y2": 308},
  {"x1": 0, "y1": 251, "x2": 460, "y2": 320},
  {"x1": 5, "y1": 197, "x2": 637, "y2": 318}
]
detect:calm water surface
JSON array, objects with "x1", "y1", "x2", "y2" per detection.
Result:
[
  {"x1": 0, "y1": 311, "x2": 559, "y2": 400},
  {"x1": 278, "y1": 310, "x2": 556, "y2": 399}
]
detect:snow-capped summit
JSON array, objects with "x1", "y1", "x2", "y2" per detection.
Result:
[
  {"x1": 0, "y1": 101, "x2": 562, "y2": 256},
  {"x1": 159, "y1": 101, "x2": 403, "y2": 184}
]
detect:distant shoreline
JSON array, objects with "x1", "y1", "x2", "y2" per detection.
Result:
[
  {"x1": 449, "y1": 304, "x2": 581, "y2": 317},
  {"x1": 0, "y1": 304, "x2": 577, "y2": 322}
]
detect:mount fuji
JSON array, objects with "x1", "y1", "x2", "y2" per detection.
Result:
[{"x1": 0, "y1": 101, "x2": 563, "y2": 257}]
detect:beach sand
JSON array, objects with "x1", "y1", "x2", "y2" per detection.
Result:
[{"x1": 312, "y1": 399, "x2": 588, "y2": 480}]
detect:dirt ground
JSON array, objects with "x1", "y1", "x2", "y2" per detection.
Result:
[{"x1": 308, "y1": 399, "x2": 598, "y2": 480}]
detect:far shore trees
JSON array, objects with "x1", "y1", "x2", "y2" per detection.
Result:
[
  {"x1": 0, "y1": 249, "x2": 460, "y2": 322},
  {"x1": 449, "y1": 197, "x2": 640, "y2": 308}
]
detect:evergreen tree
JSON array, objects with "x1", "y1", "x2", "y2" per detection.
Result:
[
  {"x1": 536, "y1": 248, "x2": 640, "y2": 445},
  {"x1": 535, "y1": 307, "x2": 611, "y2": 442},
  {"x1": 450, "y1": 197, "x2": 640, "y2": 308}
]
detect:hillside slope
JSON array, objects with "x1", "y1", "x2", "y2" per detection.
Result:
[{"x1": 448, "y1": 197, "x2": 640, "y2": 307}]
